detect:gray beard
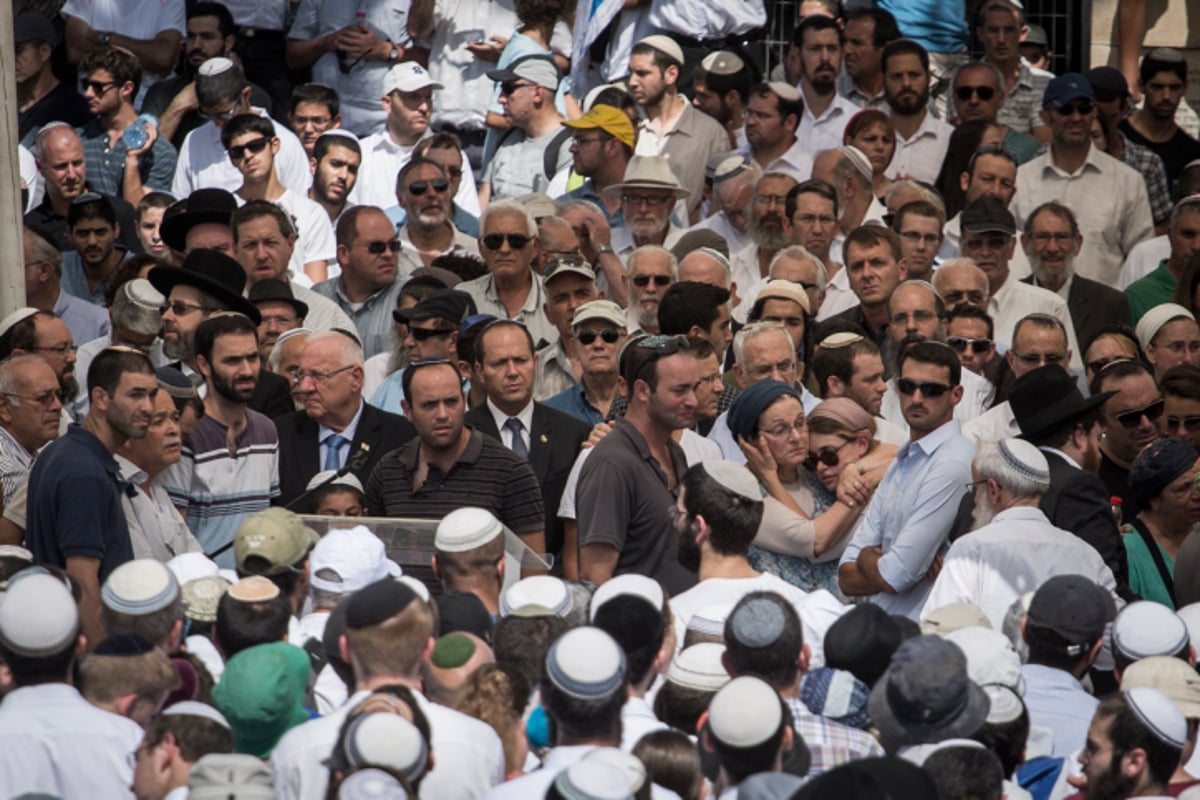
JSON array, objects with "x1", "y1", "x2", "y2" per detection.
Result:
[
  {"x1": 1030, "y1": 254, "x2": 1073, "y2": 289},
  {"x1": 971, "y1": 490, "x2": 996, "y2": 531},
  {"x1": 752, "y1": 225, "x2": 791, "y2": 252},
  {"x1": 164, "y1": 336, "x2": 193, "y2": 363}
]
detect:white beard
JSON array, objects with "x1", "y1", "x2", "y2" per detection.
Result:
[{"x1": 971, "y1": 489, "x2": 997, "y2": 531}]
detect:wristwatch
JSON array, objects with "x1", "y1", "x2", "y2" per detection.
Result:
[
  {"x1": 387, "y1": 43, "x2": 399, "y2": 62},
  {"x1": 595, "y1": 244, "x2": 614, "y2": 256},
  {"x1": 98, "y1": 32, "x2": 112, "y2": 46}
]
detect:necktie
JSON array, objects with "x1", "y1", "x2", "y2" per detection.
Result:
[
  {"x1": 504, "y1": 417, "x2": 529, "y2": 459},
  {"x1": 324, "y1": 433, "x2": 348, "y2": 471}
]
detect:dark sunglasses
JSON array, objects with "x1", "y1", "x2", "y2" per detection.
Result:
[
  {"x1": 897, "y1": 378, "x2": 951, "y2": 397},
  {"x1": 1113, "y1": 398, "x2": 1164, "y2": 429},
  {"x1": 408, "y1": 326, "x2": 454, "y2": 341},
  {"x1": 227, "y1": 136, "x2": 270, "y2": 161},
  {"x1": 482, "y1": 233, "x2": 531, "y2": 250},
  {"x1": 83, "y1": 79, "x2": 118, "y2": 95},
  {"x1": 408, "y1": 178, "x2": 450, "y2": 196},
  {"x1": 955, "y1": 85, "x2": 996, "y2": 102},
  {"x1": 363, "y1": 239, "x2": 403, "y2": 255},
  {"x1": 632, "y1": 274, "x2": 671, "y2": 288},
  {"x1": 806, "y1": 443, "x2": 851, "y2": 469},
  {"x1": 1056, "y1": 101, "x2": 1095, "y2": 117},
  {"x1": 947, "y1": 336, "x2": 993, "y2": 354},
  {"x1": 577, "y1": 329, "x2": 620, "y2": 346}
]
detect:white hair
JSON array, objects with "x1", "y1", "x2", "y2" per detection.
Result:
[
  {"x1": 626, "y1": 244, "x2": 679, "y2": 278},
  {"x1": 732, "y1": 321, "x2": 791, "y2": 366},
  {"x1": 480, "y1": 199, "x2": 538, "y2": 237},
  {"x1": 769, "y1": 245, "x2": 826, "y2": 292},
  {"x1": 305, "y1": 330, "x2": 365, "y2": 367},
  {"x1": 975, "y1": 440, "x2": 1050, "y2": 499}
]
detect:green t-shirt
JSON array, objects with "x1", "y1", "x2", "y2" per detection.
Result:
[
  {"x1": 1123, "y1": 528, "x2": 1176, "y2": 608},
  {"x1": 1126, "y1": 261, "x2": 1177, "y2": 325}
]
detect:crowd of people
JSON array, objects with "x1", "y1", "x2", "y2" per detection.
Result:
[{"x1": 7, "y1": 0, "x2": 1200, "y2": 796}]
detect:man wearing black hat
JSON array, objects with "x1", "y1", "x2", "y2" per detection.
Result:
[
  {"x1": 150, "y1": 249, "x2": 294, "y2": 419},
  {"x1": 1011, "y1": 365, "x2": 1130, "y2": 598},
  {"x1": 15, "y1": 13, "x2": 90, "y2": 146},
  {"x1": 250, "y1": 279, "x2": 307, "y2": 362}
]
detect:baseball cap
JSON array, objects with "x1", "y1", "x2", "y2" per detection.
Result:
[
  {"x1": 563, "y1": 104, "x2": 636, "y2": 150},
  {"x1": 960, "y1": 197, "x2": 1017, "y2": 236},
  {"x1": 234, "y1": 508, "x2": 319, "y2": 576},
  {"x1": 572, "y1": 299, "x2": 626, "y2": 330},
  {"x1": 309, "y1": 527, "x2": 390, "y2": 594},
  {"x1": 1043, "y1": 72, "x2": 1094, "y2": 110},
  {"x1": 487, "y1": 54, "x2": 560, "y2": 90},
  {"x1": 1025, "y1": 574, "x2": 1116, "y2": 656},
  {"x1": 14, "y1": 13, "x2": 58, "y2": 46},
  {"x1": 382, "y1": 62, "x2": 443, "y2": 95}
]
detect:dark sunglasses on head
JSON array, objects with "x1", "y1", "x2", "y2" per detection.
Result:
[
  {"x1": 897, "y1": 378, "x2": 951, "y2": 397},
  {"x1": 577, "y1": 329, "x2": 620, "y2": 346},
  {"x1": 363, "y1": 239, "x2": 403, "y2": 255},
  {"x1": 482, "y1": 233, "x2": 531, "y2": 250},
  {"x1": 227, "y1": 136, "x2": 270, "y2": 161},
  {"x1": 1113, "y1": 398, "x2": 1164, "y2": 429},
  {"x1": 408, "y1": 326, "x2": 454, "y2": 341},
  {"x1": 947, "y1": 336, "x2": 993, "y2": 354},
  {"x1": 632, "y1": 274, "x2": 671, "y2": 288},
  {"x1": 408, "y1": 178, "x2": 450, "y2": 196},
  {"x1": 955, "y1": 85, "x2": 996, "y2": 102}
]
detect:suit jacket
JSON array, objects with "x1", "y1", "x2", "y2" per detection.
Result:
[
  {"x1": 465, "y1": 401, "x2": 591, "y2": 559},
  {"x1": 273, "y1": 401, "x2": 416, "y2": 509},
  {"x1": 1040, "y1": 450, "x2": 1131, "y2": 600},
  {"x1": 1021, "y1": 274, "x2": 1131, "y2": 353}
]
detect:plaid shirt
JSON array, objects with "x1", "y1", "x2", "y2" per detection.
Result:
[
  {"x1": 1119, "y1": 133, "x2": 1172, "y2": 225},
  {"x1": 784, "y1": 696, "x2": 885, "y2": 775},
  {"x1": 78, "y1": 120, "x2": 177, "y2": 198}
]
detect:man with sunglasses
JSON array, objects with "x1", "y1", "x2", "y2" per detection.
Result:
[
  {"x1": 545, "y1": 300, "x2": 627, "y2": 426},
  {"x1": 172, "y1": 57, "x2": 310, "y2": 200},
  {"x1": 1011, "y1": 73, "x2": 1154, "y2": 288},
  {"x1": 534, "y1": 258, "x2": 599, "y2": 402},
  {"x1": 395, "y1": 158, "x2": 479, "y2": 277},
  {"x1": 947, "y1": 62, "x2": 1039, "y2": 165},
  {"x1": 606, "y1": 155, "x2": 690, "y2": 258},
  {"x1": 0, "y1": 355, "x2": 65, "y2": 509},
  {"x1": 945, "y1": 304, "x2": 996, "y2": 377},
  {"x1": 624, "y1": 246, "x2": 677, "y2": 336},
  {"x1": 1093, "y1": 359, "x2": 1164, "y2": 516},
  {"x1": 838, "y1": 340, "x2": 975, "y2": 619},
  {"x1": 1161, "y1": 365, "x2": 1200, "y2": 451}
]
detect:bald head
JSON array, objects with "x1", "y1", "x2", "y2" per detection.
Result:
[
  {"x1": 678, "y1": 250, "x2": 732, "y2": 289},
  {"x1": 35, "y1": 125, "x2": 86, "y2": 204},
  {"x1": 932, "y1": 259, "x2": 990, "y2": 309}
]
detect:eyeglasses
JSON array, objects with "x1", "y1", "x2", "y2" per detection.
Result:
[
  {"x1": 408, "y1": 326, "x2": 454, "y2": 341},
  {"x1": 572, "y1": 136, "x2": 609, "y2": 147},
  {"x1": 955, "y1": 85, "x2": 997, "y2": 102},
  {"x1": 964, "y1": 478, "x2": 990, "y2": 492},
  {"x1": 755, "y1": 194, "x2": 789, "y2": 207},
  {"x1": 227, "y1": 136, "x2": 270, "y2": 161},
  {"x1": 1055, "y1": 101, "x2": 1095, "y2": 117},
  {"x1": 947, "y1": 336, "x2": 993, "y2": 354},
  {"x1": 807, "y1": 439, "x2": 853, "y2": 468},
  {"x1": 33, "y1": 343, "x2": 77, "y2": 356},
  {"x1": 632, "y1": 274, "x2": 671, "y2": 288},
  {"x1": 161, "y1": 300, "x2": 210, "y2": 317},
  {"x1": 1112, "y1": 398, "x2": 1165, "y2": 428},
  {"x1": 1011, "y1": 351, "x2": 1066, "y2": 366},
  {"x1": 793, "y1": 213, "x2": 837, "y2": 226},
  {"x1": 482, "y1": 233, "x2": 531, "y2": 250},
  {"x1": 199, "y1": 104, "x2": 239, "y2": 122},
  {"x1": 899, "y1": 230, "x2": 943, "y2": 246},
  {"x1": 897, "y1": 378, "x2": 951, "y2": 397},
  {"x1": 1166, "y1": 415, "x2": 1200, "y2": 433},
  {"x1": 292, "y1": 365, "x2": 355, "y2": 384},
  {"x1": 500, "y1": 81, "x2": 538, "y2": 95},
  {"x1": 622, "y1": 194, "x2": 671, "y2": 207},
  {"x1": 760, "y1": 419, "x2": 807, "y2": 439},
  {"x1": 890, "y1": 310, "x2": 940, "y2": 326},
  {"x1": 962, "y1": 234, "x2": 1012, "y2": 251},
  {"x1": 83, "y1": 79, "x2": 118, "y2": 95},
  {"x1": 1030, "y1": 231, "x2": 1076, "y2": 245},
  {"x1": 941, "y1": 289, "x2": 987, "y2": 306},
  {"x1": 577, "y1": 329, "x2": 620, "y2": 346},
  {"x1": 2, "y1": 389, "x2": 66, "y2": 407},
  {"x1": 408, "y1": 178, "x2": 450, "y2": 196},
  {"x1": 358, "y1": 239, "x2": 403, "y2": 254}
]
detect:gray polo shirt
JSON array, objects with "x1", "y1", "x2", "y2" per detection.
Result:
[
  {"x1": 576, "y1": 418, "x2": 696, "y2": 595},
  {"x1": 311, "y1": 277, "x2": 404, "y2": 360}
]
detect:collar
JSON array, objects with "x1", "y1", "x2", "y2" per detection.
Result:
[
  {"x1": 837, "y1": 72, "x2": 885, "y2": 104},
  {"x1": 65, "y1": 424, "x2": 121, "y2": 473},
  {"x1": 319, "y1": 399, "x2": 365, "y2": 441},
  {"x1": 640, "y1": 99, "x2": 694, "y2": 139},
  {"x1": 400, "y1": 427, "x2": 484, "y2": 471},
  {"x1": 0, "y1": 425, "x2": 34, "y2": 460},
  {"x1": 1039, "y1": 445, "x2": 1081, "y2": 470},
  {"x1": 115, "y1": 453, "x2": 148, "y2": 485},
  {"x1": 897, "y1": 109, "x2": 942, "y2": 144},
  {"x1": 802, "y1": 92, "x2": 854, "y2": 125},
  {"x1": 899, "y1": 417, "x2": 962, "y2": 458},
  {"x1": 482, "y1": 271, "x2": 545, "y2": 317},
  {"x1": 486, "y1": 397, "x2": 534, "y2": 435},
  {"x1": 1043, "y1": 143, "x2": 1105, "y2": 178},
  {"x1": 990, "y1": 505, "x2": 1050, "y2": 524},
  {"x1": 768, "y1": 136, "x2": 809, "y2": 170}
]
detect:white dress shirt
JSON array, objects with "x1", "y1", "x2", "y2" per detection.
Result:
[
  {"x1": 0, "y1": 683, "x2": 145, "y2": 799},
  {"x1": 815, "y1": 266, "x2": 860, "y2": 321},
  {"x1": 960, "y1": 400, "x2": 1018, "y2": 447},
  {"x1": 884, "y1": 111, "x2": 953, "y2": 184},
  {"x1": 486, "y1": 398, "x2": 534, "y2": 454},
  {"x1": 757, "y1": 136, "x2": 815, "y2": 184},
  {"x1": 172, "y1": 108, "x2": 311, "y2": 198},
  {"x1": 1011, "y1": 144, "x2": 1154, "y2": 286},
  {"x1": 988, "y1": 278, "x2": 1083, "y2": 373},
  {"x1": 275, "y1": 188, "x2": 337, "y2": 282},
  {"x1": 798, "y1": 94, "x2": 858, "y2": 156},
  {"x1": 620, "y1": 696, "x2": 669, "y2": 752},
  {"x1": 922, "y1": 506, "x2": 1121, "y2": 630},
  {"x1": 350, "y1": 133, "x2": 480, "y2": 217}
]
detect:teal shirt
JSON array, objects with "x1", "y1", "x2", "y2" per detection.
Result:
[
  {"x1": 1126, "y1": 261, "x2": 1176, "y2": 325},
  {"x1": 1123, "y1": 529, "x2": 1176, "y2": 608}
]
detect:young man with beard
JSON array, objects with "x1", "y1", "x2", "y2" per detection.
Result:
[
  {"x1": 117, "y1": 376, "x2": 202, "y2": 562},
  {"x1": 1077, "y1": 691, "x2": 1187, "y2": 800},
  {"x1": 744, "y1": 83, "x2": 811, "y2": 183},
  {"x1": 62, "y1": 194, "x2": 129, "y2": 308},
  {"x1": 27, "y1": 346, "x2": 158, "y2": 646},
  {"x1": 1093, "y1": 359, "x2": 1164, "y2": 517},
  {"x1": 308, "y1": 131, "x2": 361, "y2": 224},
  {"x1": 838, "y1": 341, "x2": 975, "y2": 619},
  {"x1": 730, "y1": 172, "x2": 799, "y2": 292},
  {"x1": 795, "y1": 16, "x2": 858, "y2": 155},
  {"x1": 692, "y1": 51, "x2": 751, "y2": 150},
  {"x1": 881, "y1": 39, "x2": 952, "y2": 185},
  {"x1": 1021, "y1": 201, "x2": 1131, "y2": 351},
  {"x1": 1010, "y1": 365, "x2": 1130, "y2": 599},
  {"x1": 161, "y1": 312, "x2": 280, "y2": 567},
  {"x1": 922, "y1": 437, "x2": 1120, "y2": 630},
  {"x1": 395, "y1": 159, "x2": 479, "y2": 276}
]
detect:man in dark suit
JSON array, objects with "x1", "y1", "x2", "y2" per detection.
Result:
[
  {"x1": 1020, "y1": 201, "x2": 1131, "y2": 352},
  {"x1": 1010, "y1": 365, "x2": 1132, "y2": 599},
  {"x1": 273, "y1": 330, "x2": 415, "y2": 508},
  {"x1": 464, "y1": 320, "x2": 590, "y2": 567}
]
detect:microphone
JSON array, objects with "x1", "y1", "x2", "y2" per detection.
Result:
[{"x1": 206, "y1": 442, "x2": 372, "y2": 560}]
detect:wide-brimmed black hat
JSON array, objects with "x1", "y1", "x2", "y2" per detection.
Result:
[
  {"x1": 1011, "y1": 365, "x2": 1115, "y2": 442},
  {"x1": 160, "y1": 188, "x2": 237, "y2": 252},
  {"x1": 248, "y1": 278, "x2": 308, "y2": 320},
  {"x1": 149, "y1": 249, "x2": 261, "y2": 324}
]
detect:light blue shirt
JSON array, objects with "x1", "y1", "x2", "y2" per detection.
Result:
[
  {"x1": 53, "y1": 288, "x2": 109, "y2": 348},
  {"x1": 838, "y1": 419, "x2": 975, "y2": 619},
  {"x1": 369, "y1": 368, "x2": 470, "y2": 417},
  {"x1": 1021, "y1": 663, "x2": 1098, "y2": 757},
  {"x1": 877, "y1": 0, "x2": 968, "y2": 54},
  {"x1": 317, "y1": 400, "x2": 364, "y2": 470}
]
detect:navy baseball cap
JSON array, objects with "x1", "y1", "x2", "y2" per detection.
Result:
[{"x1": 1043, "y1": 72, "x2": 1094, "y2": 110}]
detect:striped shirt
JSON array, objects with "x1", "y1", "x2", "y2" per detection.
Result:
[
  {"x1": 364, "y1": 428, "x2": 544, "y2": 534},
  {"x1": 0, "y1": 426, "x2": 34, "y2": 506},
  {"x1": 162, "y1": 410, "x2": 279, "y2": 564}
]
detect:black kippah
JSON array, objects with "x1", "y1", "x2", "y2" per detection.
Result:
[
  {"x1": 94, "y1": 632, "x2": 155, "y2": 656},
  {"x1": 345, "y1": 578, "x2": 417, "y2": 629}
]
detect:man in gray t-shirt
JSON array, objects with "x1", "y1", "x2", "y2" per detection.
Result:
[{"x1": 481, "y1": 55, "x2": 572, "y2": 202}]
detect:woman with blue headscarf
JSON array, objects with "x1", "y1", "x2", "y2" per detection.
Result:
[{"x1": 727, "y1": 380, "x2": 872, "y2": 597}]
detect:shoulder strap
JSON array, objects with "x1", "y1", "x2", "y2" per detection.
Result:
[
  {"x1": 543, "y1": 126, "x2": 574, "y2": 181},
  {"x1": 1131, "y1": 517, "x2": 1177, "y2": 606}
]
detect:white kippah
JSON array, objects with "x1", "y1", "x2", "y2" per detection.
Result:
[
  {"x1": 552, "y1": 759, "x2": 634, "y2": 800},
  {"x1": 708, "y1": 676, "x2": 783, "y2": 747},
  {"x1": 700, "y1": 460, "x2": 761, "y2": 501},
  {"x1": 688, "y1": 602, "x2": 734, "y2": 637},
  {"x1": 342, "y1": 713, "x2": 429, "y2": 782},
  {"x1": 435, "y1": 507, "x2": 504, "y2": 553},
  {"x1": 581, "y1": 748, "x2": 647, "y2": 794},
  {"x1": 502, "y1": 575, "x2": 572, "y2": 618},
  {"x1": 819, "y1": 331, "x2": 866, "y2": 349},
  {"x1": 767, "y1": 81, "x2": 801, "y2": 102},
  {"x1": 840, "y1": 146, "x2": 874, "y2": 182},
  {"x1": 983, "y1": 683, "x2": 1024, "y2": 725},
  {"x1": 1113, "y1": 601, "x2": 1191, "y2": 660},
  {"x1": 0, "y1": 307, "x2": 38, "y2": 340},
  {"x1": 668, "y1": 643, "x2": 730, "y2": 691},
  {"x1": 162, "y1": 701, "x2": 232, "y2": 729},
  {"x1": 0, "y1": 572, "x2": 78, "y2": 656},
  {"x1": 305, "y1": 469, "x2": 365, "y2": 494},
  {"x1": 1126, "y1": 686, "x2": 1188, "y2": 748},
  {"x1": 590, "y1": 574, "x2": 664, "y2": 622},
  {"x1": 198, "y1": 57, "x2": 235, "y2": 77},
  {"x1": 995, "y1": 438, "x2": 1050, "y2": 484},
  {"x1": 102, "y1": 559, "x2": 180, "y2": 615},
  {"x1": 547, "y1": 627, "x2": 626, "y2": 699}
]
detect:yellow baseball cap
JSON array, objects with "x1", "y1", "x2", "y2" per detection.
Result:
[{"x1": 563, "y1": 104, "x2": 636, "y2": 150}]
